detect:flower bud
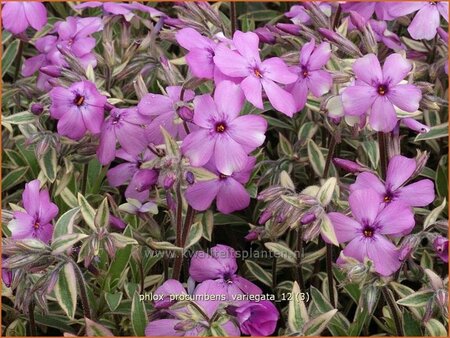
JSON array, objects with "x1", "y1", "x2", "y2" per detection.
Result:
[
  {"x1": 258, "y1": 209, "x2": 272, "y2": 224},
  {"x1": 185, "y1": 171, "x2": 195, "y2": 185},
  {"x1": 303, "y1": 2, "x2": 329, "y2": 28},
  {"x1": 276, "y1": 23, "x2": 300, "y2": 35},
  {"x1": 402, "y1": 118, "x2": 430, "y2": 134},
  {"x1": 412, "y1": 150, "x2": 430, "y2": 178},
  {"x1": 362, "y1": 285, "x2": 379, "y2": 314},
  {"x1": 300, "y1": 212, "x2": 316, "y2": 225},
  {"x1": 110, "y1": 215, "x2": 126, "y2": 230},
  {"x1": 245, "y1": 226, "x2": 264, "y2": 242},
  {"x1": 174, "y1": 320, "x2": 197, "y2": 332},
  {"x1": 255, "y1": 27, "x2": 276, "y2": 44},
  {"x1": 433, "y1": 236, "x2": 448, "y2": 263},
  {"x1": 333, "y1": 158, "x2": 365, "y2": 173},
  {"x1": 349, "y1": 11, "x2": 366, "y2": 31},
  {"x1": 163, "y1": 173, "x2": 176, "y2": 190},
  {"x1": 435, "y1": 289, "x2": 448, "y2": 308},
  {"x1": 318, "y1": 28, "x2": 362, "y2": 57},
  {"x1": 178, "y1": 106, "x2": 194, "y2": 122},
  {"x1": 30, "y1": 103, "x2": 44, "y2": 116}
]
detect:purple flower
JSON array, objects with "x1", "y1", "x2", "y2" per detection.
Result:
[
  {"x1": 342, "y1": 53, "x2": 422, "y2": 132},
  {"x1": 106, "y1": 149, "x2": 158, "y2": 202},
  {"x1": 145, "y1": 279, "x2": 240, "y2": 336},
  {"x1": 287, "y1": 39, "x2": 332, "y2": 111},
  {"x1": 213, "y1": 31, "x2": 298, "y2": 116},
  {"x1": 75, "y1": 2, "x2": 163, "y2": 21},
  {"x1": 97, "y1": 107, "x2": 151, "y2": 165},
  {"x1": 369, "y1": 19, "x2": 405, "y2": 51},
  {"x1": 351, "y1": 155, "x2": 435, "y2": 207},
  {"x1": 7, "y1": 180, "x2": 58, "y2": 243},
  {"x1": 2, "y1": 2, "x2": 47, "y2": 34},
  {"x1": 137, "y1": 86, "x2": 195, "y2": 144},
  {"x1": 341, "y1": 2, "x2": 395, "y2": 21},
  {"x1": 236, "y1": 301, "x2": 279, "y2": 336},
  {"x1": 433, "y1": 236, "x2": 448, "y2": 263},
  {"x1": 2, "y1": 266, "x2": 12, "y2": 288},
  {"x1": 185, "y1": 157, "x2": 255, "y2": 214},
  {"x1": 181, "y1": 80, "x2": 267, "y2": 175},
  {"x1": 49, "y1": 80, "x2": 106, "y2": 140},
  {"x1": 388, "y1": 2, "x2": 448, "y2": 40},
  {"x1": 328, "y1": 189, "x2": 415, "y2": 276},
  {"x1": 285, "y1": 3, "x2": 332, "y2": 25},
  {"x1": 189, "y1": 244, "x2": 262, "y2": 298}
]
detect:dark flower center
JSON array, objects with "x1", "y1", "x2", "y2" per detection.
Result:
[
  {"x1": 253, "y1": 68, "x2": 263, "y2": 78},
  {"x1": 74, "y1": 94, "x2": 85, "y2": 106},
  {"x1": 362, "y1": 226, "x2": 375, "y2": 238},
  {"x1": 377, "y1": 84, "x2": 388, "y2": 96},
  {"x1": 301, "y1": 66, "x2": 309, "y2": 78},
  {"x1": 215, "y1": 122, "x2": 227, "y2": 133},
  {"x1": 111, "y1": 113, "x2": 121, "y2": 125},
  {"x1": 223, "y1": 273, "x2": 233, "y2": 284},
  {"x1": 219, "y1": 173, "x2": 228, "y2": 180},
  {"x1": 33, "y1": 222, "x2": 40, "y2": 230}
]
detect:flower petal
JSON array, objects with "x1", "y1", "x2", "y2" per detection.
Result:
[
  {"x1": 350, "y1": 172, "x2": 386, "y2": 196},
  {"x1": 193, "y1": 94, "x2": 218, "y2": 128},
  {"x1": 288, "y1": 79, "x2": 308, "y2": 111},
  {"x1": 369, "y1": 96, "x2": 397, "y2": 132},
  {"x1": 262, "y1": 57, "x2": 297, "y2": 84},
  {"x1": 396, "y1": 179, "x2": 435, "y2": 207},
  {"x1": 216, "y1": 177, "x2": 250, "y2": 214},
  {"x1": 176, "y1": 27, "x2": 212, "y2": 50},
  {"x1": 328, "y1": 212, "x2": 361, "y2": 243},
  {"x1": 300, "y1": 39, "x2": 315, "y2": 66},
  {"x1": 210, "y1": 245, "x2": 238, "y2": 274},
  {"x1": 233, "y1": 31, "x2": 261, "y2": 63},
  {"x1": 385, "y1": 155, "x2": 416, "y2": 191},
  {"x1": 367, "y1": 235, "x2": 401, "y2": 276},
  {"x1": 376, "y1": 201, "x2": 415, "y2": 236},
  {"x1": 341, "y1": 85, "x2": 377, "y2": 116},
  {"x1": 189, "y1": 251, "x2": 227, "y2": 281},
  {"x1": 186, "y1": 48, "x2": 215, "y2": 79},
  {"x1": 352, "y1": 54, "x2": 382, "y2": 85},
  {"x1": 185, "y1": 179, "x2": 220, "y2": 211},
  {"x1": 213, "y1": 44, "x2": 250, "y2": 78},
  {"x1": 214, "y1": 81, "x2": 245, "y2": 121},
  {"x1": 233, "y1": 275, "x2": 262, "y2": 295},
  {"x1": 138, "y1": 93, "x2": 173, "y2": 116},
  {"x1": 408, "y1": 4, "x2": 440, "y2": 40},
  {"x1": 8, "y1": 211, "x2": 34, "y2": 239},
  {"x1": 308, "y1": 42, "x2": 331, "y2": 70},
  {"x1": 261, "y1": 79, "x2": 296, "y2": 117},
  {"x1": 241, "y1": 76, "x2": 263, "y2": 109},
  {"x1": 307, "y1": 70, "x2": 332, "y2": 97},
  {"x1": 97, "y1": 125, "x2": 117, "y2": 165},
  {"x1": 382, "y1": 53, "x2": 411, "y2": 85},
  {"x1": 214, "y1": 136, "x2": 248, "y2": 175},
  {"x1": 145, "y1": 319, "x2": 183, "y2": 336},
  {"x1": 107, "y1": 163, "x2": 137, "y2": 187},
  {"x1": 387, "y1": 84, "x2": 422, "y2": 112},
  {"x1": 23, "y1": 180, "x2": 41, "y2": 216},
  {"x1": 228, "y1": 115, "x2": 267, "y2": 151},
  {"x1": 342, "y1": 237, "x2": 368, "y2": 263},
  {"x1": 349, "y1": 189, "x2": 383, "y2": 224},
  {"x1": 181, "y1": 129, "x2": 215, "y2": 167}
]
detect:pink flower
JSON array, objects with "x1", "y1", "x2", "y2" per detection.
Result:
[
  {"x1": 328, "y1": 189, "x2": 415, "y2": 276},
  {"x1": 137, "y1": 86, "x2": 195, "y2": 144},
  {"x1": 7, "y1": 180, "x2": 58, "y2": 243},
  {"x1": 351, "y1": 155, "x2": 435, "y2": 207},
  {"x1": 285, "y1": 3, "x2": 332, "y2": 25},
  {"x1": 341, "y1": 2, "x2": 395, "y2": 22},
  {"x1": 342, "y1": 53, "x2": 422, "y2": 132},
  {"x1": 2, "y1": 2, "x2": 47, "y2": 35},
  {"x1": 75, "y1": 2, "x2": 163, "y2": 21},
  {"x1": 213, "y1": 31, "x2": 298, "y2": 116},
  {"x1": 388, "y1": 2, "x2": 448, "y2": 40},
  {"x1": 185, "y1": 157, "x2": 255, "y2": 214},
  {"x1": 236, "y1": 301, "x2": 279, "y2": 336},
  {"x1": 49, "y1": 80, "x2": 107, "y2": 140},
  {"x1": 97, "y1": 107, "x2": 152, "y2": 165},
  {"x1": 433, "y1": 236, "x2": 449, "y2": 263},
  {"x1": 287, "y1": 39, "x2": 332, "y2": 111},
  {"x1": 181, "y1": 80, "x2": 267, "y2": 175}
]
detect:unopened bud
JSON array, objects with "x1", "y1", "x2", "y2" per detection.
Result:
[
  {"x1": 412, "y1": 150, "x2": 430, "y2": 177},
  {"x1": 333, "y1": 158, "x2": 365, "y2": 173},
  {"x1": 401, "y1": 118, "x2": 430, "y2": 134},
  {"x1": 163, "y1": 173, "x2": 176, "y2": 190},
  {"x1": 362, "y1": 285, "x2": 379, "y2": 314},
  {"x1": 185, "y1": 171, "x2": 195, "y2": 185},
  {"x1": 300, "y1": 212, "x2": 316, "y2": 225},
  {"x1": 30, "y1": 103, "x2": 44, "y2": 115},
  {"x1": 303, "y1": 2, "x2": 329, "y2": 28},
  {"x1": 255, "y1": 26, "x2": 276, "y2": 44},
  {"x1": 318, "y1": 28, "x2": 362, "y2": 57},
  {"x1": 178, "y1": 106, "x2": 193, "y2": 122},
  {"x1": 244, "y1": 226, "x2": 264, "y2": 242},
  {"x1": 40, "y1": 65, "x2": 61, "y2": 77},
  {"x1": 349, "y1": 11, "x2": 366, "y2": 31},
  {"x1": 420, "y1": 94, "x2": 440, "y2": 111},
  {"x1": 435, "y1": 289, "x2": 448, "y2": 308},
  {"x1": 110, "y1": 215, "x2": 126, "y2": 230},
  {"x1": 174, "y1": 320, "x2": 197, "y2": 332},
  {"x1": 258, "y1": 209, "x2": 272, "y2": 224},
  {"x1": 276, "y1": 23, "x2": 301, "y2": 35}
]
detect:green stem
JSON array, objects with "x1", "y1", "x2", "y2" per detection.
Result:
[
  {"x1": 13, "y1": 39, "x2": 24, "y2": 82},
  {"x1": 382, "y1": 286, "x2": 404, "y2": 336},
  {"x1": 230, "y1": 2, "x2": 238, "y2": 35},
  {"x1": 323, "y1": 136, "x2": 336, "y2": 178},
  {"x1": 326, "y1": 243, "x2": 335, "y2": 307},
  {"x1": 295, "y1": 226, "x2": 305, "y2": 291},
  {"x1": 71, "y1": 260, "x2": 92, "y2": 319},
  {"x1": 28, "y1": 300, "x2": 37, "y2": 336},
  {"x1": 272, "y1": 257, "x2": 277, "y2": 290},
  {"x1": 378, "y1": 132, "x2": 388, "y2": 180}
]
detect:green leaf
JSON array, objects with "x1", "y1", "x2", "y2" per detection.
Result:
[
  {"x1": 425, "y1": 319, "x2": 447, "y2": 336},
  {"x1": 185, "y1": 221, "x2": 203, "y2": 249},
  {"x1": 303, "y1": 309, "x2": 338, "y2": 336},
  {"x1": 2, "y1": 167, "x2": 28, "y2": 191},
  {"x1": 264, "y1": 242, "x2": 296, "y2": 264},
  {"x1": 33, "y1": 313, "x2": 76, "y2": 334},
  {"x1": 415, "y1": 122, "x2": 448, "y2": 141},
  {"x1": 307, "y1": 140, "x2": 325, "y2": 177},
  {"x1": 55, "y1": 263, "x2": 77, "y2": 319},
  {"x1": 435, "y1": 156, "x2": 448, "y2": 199},
  {"x1": 188, "y1": 166, "x2": 218, "y2": 181},
  {"x1": 288, "y1": 281, "x2": 309, "y2": 333},
  {"x1": 85, "y1": 318, "x2": 114, "y2": 336},
  {"x1": 94, "y1": 198, "x2": 110, "y2": 228},
  {"x1": 245, "y1": 260, "x2": 272, "y2": 287},
  {"x1": 278, "y1": 132, "x2": 293, "y2": 156},
  {"x1": 238, "y1": 9, "x2": 280, "y2": 21},
  {"x1": 424, "y1": 198, "x2": 447, "y2": 229},
  {"x1": 105, "y1": 292, "x2": 123, "y2": 312},
  {"x1": 2, "y1": 111, "x2": 36, "y2": 125},
  {"x1": 109, "y1": 232, "x2": 138, "y2": 248},
  {"x1": 397, "y1": 290, "x2": 435, "y2": 307},
  {"x1": 107, "y1": 227, "x2": 133, "y2": 291},
  {"x1": 53, "y1": 207, "x2": 80, "y2": 241},
  {"x1": 298, "y1": 121, "x2": 318, "y2": 142},
  {"x1": 317, "y1": 177, "x2": 337, "y2": 206},
  {"x1": 38, "y1": 147, "x2": 58, "y2": 183},
  {"x1": 51, "y1": 233, "x2": 89, "y2": 254},
  {"x1": 320, "y1": 214, "x2": 339, "y2": 246},
  {"x1": 280, "y1": 170, "x2": 295, "y2": 190},
  {"x1": 78, "y1": 193, "x2": 97, "y2": 231},
  {"x1": 131, "y1": 292, "x2": 147, "y2": 336},
  {"x1": 2, "y1": 39, "x2": 20, "y2": 77},
  {"x1": 161, "y1": 126, "x2": 179, "y2": 156}
]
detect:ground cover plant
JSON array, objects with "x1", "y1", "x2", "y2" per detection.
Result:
[{"x1": 1, "y1": 1, "x2": 449, "y2": 336}]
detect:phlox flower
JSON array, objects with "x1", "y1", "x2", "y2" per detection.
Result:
[
  {"x1": 185, "y1": 157, "x2": 255, "y2": 214},
  {"x1": 2, "y1": 2, "x2": 47, "y2": 35},
  {"x1": 213, "y1": 31, "x2": 298, "y2": 116},
  {"x1": 75, "y1": 2, "x2": 163, "y2": 21},
  {"x1": 341, "y1": 2, "x2": 395, "y2": 21},
  {"x1": 287, "y1": 39, "x2": 332, "y2": 111},
  {"x1": 236, "y1": 301, "x2": 279, "y2": 336},
  {"x1": 137, "y1": 86, "x2": 195, "y2": 144},
  {"x1": 8, "y1": 180, "x2": 58, "y2": 243},
  {"x1": 285, "y1": 3, "x2": 332, "y2": 26},
  {"x1": 328, "y1": 189, "x2": 415, "y2": 276},
  {"x1": 97, "y1": 107, "x2": 152, "y2": 165},
  {"x1": 351, "y1": 155, "x2": 435, "y2": 207},
  {"x1": 189, "y1": 244, "x2": 262, "y2": 297},
  {"x1": 388, "y1": 2, "x2": 448, "y2": 40},
  {"x1": 341, "y1": 53, "x2": 422, "y2": 132},
  {"x1": 369, "y1": 19, "x2": 405, "y2": 51},
  {"x1": 145, "y1": 279, "x2": 239, "y2": 336},
  {"x1": 181, "y1": 80, "x2": 267, "y2": 175},
  {"x1": 433, "y1": 236, "x2": 449, "y2": 263},
  {"x1": 49, "y1": 80, "x2": 106, "y2": 140}
]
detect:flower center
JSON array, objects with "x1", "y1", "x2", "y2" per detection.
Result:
[
  {"x1": 215, "y1": 122, "x2": 227, "y2": 133},
  {"x1": 223, "y1": 273, "x2": 233, "y2": 284},
  {"x1": 74, "y1": 94, "x2": 85, "y2": 106},
  {"x1": 377, "y1": 84, "x2": 388, "y2": 96},
  {"x1": 362, "y1": 226, "x2": 375, "y2": 238},
  {"x1": 253, "y1": 68, "x2": 263, "y2": 78},
  {"x1": 111, "y1": 113, "x2": 121, "y2": 125},
  {"x1": 219, "y1": 173, "x2": 228, "y2": 180},
  {"x1": 33, "y1": 222, "x2": 40, "y2": 230},
  {"x1": 301, "y1": 66, "x2": 309, "y2": 78}
]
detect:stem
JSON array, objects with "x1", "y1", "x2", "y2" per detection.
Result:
[
  {"x1": 378, "y1": 132, "x2": 387, "y2": 179},
  {"x1": 81, "y1": 164, "x2": 88, "y2": 195},
  {"x1": 71, "y1": 260, "x2": 92, "y2": 319},
  {"x1": 295, "y1": 226, "x2": 305, "y2": 291},
  {"x1": 173, "y1": 206, "x2": 195, "y2": 280},
  {"x1": 332, "y1": 4, "x2": 342, "y2": 30},
  {"x1": 382, "y1": 286, "x2": 404, "y2": 336},
  {"x1": 28, "y1": 300, "x2": 37, "y2": 336},
  {"x1": 172, "y1": 183, "x2": 184, "y2": 280},
  {"x1": 323, "y1": 136, "x2": 336, "y2": 178},
  {"x1": 326, "y1": 243, "x2": 335, "y2": 307},
  {"x1": 13, "y1": 39, "x2": 24, "y2": 82},
  {"x1": 139, "y1": 260, "x2": 145, "y2": 293},
  {"x1": 272, "y1": 257, "x2": 277, "y2": 290},
  {"x1": 230, "y1": 2, "x2": 238, "y2": 35}
]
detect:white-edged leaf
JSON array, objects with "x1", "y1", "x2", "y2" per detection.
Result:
[
  {"x1": 77, "y1": 193, "x2": 96, "y2": 231},
  {"x1": 85, "y1": 318, "x2": 114, "y2": 336},
  {"x1": 53, "y1": 207, "x2": 80, "y2": 241},
  {"x1": 131, "y1": 292, "x2": 147, "y2": 336},
  {"x1": 320, "y1": 214, "x2": 339, "y2": 246},
  {"x1": 288, "y1": 281, "x2": 309, "y2": 332},
  {"x1": 245, "y1": 260, "x2": 272, "y2": 287},
  {"x1": 264, "y1": 242, "x2": 296, "y2": 264},
  {"x1": 94, "y1": 198, "x2": 110, "y2": 228},
  {"x1": 51, "y1": 233, "x2": 89, "y2": 254},
  {"x1": 303, "y1": 309, "x2": 338, "y2": 336},
  {"x1": 423, "y1": 198, "x2": 447, "y2": 229},
  {"x1": 425, "y1": 319, "x2": 447, "y2": 336},
  {"x1": 396, "y1": 290, "x2": 435, "y2": 307},
  {"x1": 185, "y1": 222, "x2": 202, "y2": 249},
  {"x1": 307, "y1": 139, "x2": 325, "y2": 176},
  {"x1": 317, "y1": 177, "x2": 336, "y2": 206},
  {"x1": 55, "y1": 263, "x2": 77, "y2": 319}
]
